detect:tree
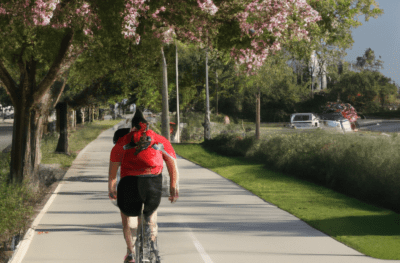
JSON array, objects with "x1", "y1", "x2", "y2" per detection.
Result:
[
  {"x1": 285, "y1": 0, "x2": 384, "y2": 97},
  {"x1": 0, "y1": 0, "x2": 347, "y2": 185},
  {"x1": 246, "y1": 51, "x2": 295, "y2": 138},
  {"x1": 0, "y1": 0, "x2": 102, "y2": 186},
  {"x1": 330, "y1": 70, "x2": 397, "y2": 112},
  {"x1": 353, "y1": 47, "x2": 384, "y2": 72}
]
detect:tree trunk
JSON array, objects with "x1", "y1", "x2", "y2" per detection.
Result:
[
  {"x1": 9, "y1": 81, "x2": 65, "y2": 187},
  {"x1": 55, "y1": 102, "x2": 69, "y2": 154},
  {"x1": 9, "y1": 105, "x2": 36, "y2": 187},
  {"x1": 56, "y1": 107, "x2": 61, "y2": 132},
  {"x1": 73, "y1": 110, "x2": 77, "y2": 127},
  {"x1": 204, "y1": 48, "x2": 211, "y2": 141},
  {"x1": 175, "y1": 41, "x2": 180, "y2": 143},
  {"x1": 322, "y1": 62, "x2": 327, "y2": 89},
  {"x1": 68, "y1": 108, "x2": 75, "y2": 131},
  {"x1": 94, "y1": 105, "x2": 98, "y2": 120},
  {"x1": 89, "y1": 106, "x2": 93, "y2": 122},
  {"x1": 41, "y1": 111, "x2": 49, "y2": 138},
  {"x1": 76, "y1": 108, "x2": 83, "y2": 124},
  {"x1": 99, "y1": 108, "x2": 104, "y2": 120},
  {"x1": 255, "y1": 89, "x2": 261, "y2": 140},
  {"x1": 161, "y1": 46, "x2": 170, "y2": 140}
]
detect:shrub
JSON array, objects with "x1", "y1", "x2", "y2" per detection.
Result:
[
  {"x1": 202, "y1": 133, "x2": 256, "y2": 157},
  {"x1": 203, "y1": 129, "x2": 400, "y2": 213},
  {"x1": 180, "y1": 112, "x2": 204, "y2": 142}
]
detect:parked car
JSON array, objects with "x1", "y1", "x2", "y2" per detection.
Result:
[
  {"x1": 318, "y1": 112, "x2": 353, "y2": 132},
  {"x1": 290, "y1": 113, "x2": 320, "y2": 129},
  {"x1": 4, "y1": 108, "x2": 14, "y2": 119},
  {"x1": 290, "y1": 112, "x2": 353, "y2": 132}
]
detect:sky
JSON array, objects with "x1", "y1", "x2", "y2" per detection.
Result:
[{"x1": 344, "y1": 0, "x2": 400, "y2": 86}]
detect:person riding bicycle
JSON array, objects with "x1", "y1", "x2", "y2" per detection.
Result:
[{"x1": 108, "y1": 108, "x2": 179, "y2": 263}]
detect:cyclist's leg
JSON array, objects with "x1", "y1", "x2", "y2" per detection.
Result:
[
  {"x1": 118, "y1": 176, "x2": 143, "y2": 257},
  {"x1": 121, "y1": 213, "x2": 138, "y2": 255},
  {"x1": 129, "y1": 216, "x2": 139, "y2": 245},
  {"x1": 138, "y1": 174, "x2": 162, "y2": 241}
]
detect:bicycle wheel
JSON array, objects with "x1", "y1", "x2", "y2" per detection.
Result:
[{"x1": 135, "y1": 214, "x2": 144, "y2": 263}]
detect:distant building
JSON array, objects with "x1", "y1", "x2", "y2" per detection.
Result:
[{"x1": 310, "y1": 50, "x2": 327, "y2": 91}]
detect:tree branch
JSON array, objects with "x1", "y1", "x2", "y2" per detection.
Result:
[
  {"x1": 0, "y1": 59, "x2": 18, "y2": 104},
  {"x1": 51, "y1": 76, "x2": 68, "y2": 109},
  {"x1": 34, "y1": 29, "x2": 74, "y2": 104}
]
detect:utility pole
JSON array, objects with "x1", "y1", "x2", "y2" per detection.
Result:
[
  {"x1": 161, "y1": 46, "x2": 170, "y2": 141},
  {"x1": 204, "y1": 48, "x2": 211, "y2": 140},
  {"x1": 216, "y1": 70, "x2": 218, "y2": 115},
  {"x1": 175, "y1": 41, "x2": 180, "y2": 143}
]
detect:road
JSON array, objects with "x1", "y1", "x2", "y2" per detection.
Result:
[
  {"x1": 358, "y1": 119, "x2": 400, "y2": 133},
  {"x1": 0, "y1": 119, "x2": 13, "y2": 152},
  {"x1": 1, "y1": 117, "x2": 400, "y2": 153},
  {"x1": 0, "y1": 115, "x2": 119, "y2": 153}
]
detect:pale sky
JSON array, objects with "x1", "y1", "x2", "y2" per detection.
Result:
[{"x1": 344, "y1": 0, "x2": 400, "y2": 86}]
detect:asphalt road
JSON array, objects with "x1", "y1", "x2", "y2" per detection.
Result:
[
  {"x1": 0, "y1": 115, "x2": 119, "y2": 153},
  {"x1": 1, "y1": 118, "x2": 400, "y2": 154},
  {"x1": 358, "y1": 120, "x2": 400, "y2": 133},
  {"x1": 0, "y1": 119, "x2": 13, "y2": 152}
]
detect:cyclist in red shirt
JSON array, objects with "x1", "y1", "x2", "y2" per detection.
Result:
[{"x1": 108, "y1": 108, "x2": 179, "y2": 263}]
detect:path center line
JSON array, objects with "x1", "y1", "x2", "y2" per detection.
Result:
[{"x1": 188, "y1": 230, "x2": 214, "y2": 263}]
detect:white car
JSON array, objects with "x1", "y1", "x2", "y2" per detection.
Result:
[
  {"x1": 290, "y1": 112, "x2": 352, "y2": 132},
  {"x1": 318, "y1": 113, "x2": 353, "y2": 132},
  {"x1": 3, "y1": 107, "x2": 14, "y2": 119},
  {"x1": 290, "y1": 113, "x2": 320, "y2": 129}
]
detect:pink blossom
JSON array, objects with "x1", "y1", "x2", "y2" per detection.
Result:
[
  {"x1": 83, "y1": 28, "x2": 92, "y2": 35},
  {"x1": 0, "y1": 7, "x2": 7, "y2": 14},
  {"x1": 231, "y1": 0, "x2": 321, "y2": 74},
  {"x1": 197, "y1": 0, "x2": 218, "y2": 15}
]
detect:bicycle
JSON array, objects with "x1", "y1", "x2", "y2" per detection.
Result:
[{"x1": 135, "y1": 207, "x2": 161, "y2": 263}]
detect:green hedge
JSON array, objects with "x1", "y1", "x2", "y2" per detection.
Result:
[
  {"x1": 202, "y1": 134, "x2": 257, "y2": 157},
  {"x1": 204, "y1": 130, "x2": 400, "y2": 213}
]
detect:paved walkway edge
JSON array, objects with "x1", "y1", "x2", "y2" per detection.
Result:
[{"x1": 8, "y1": 122, "x2": 122, "y2": 263}]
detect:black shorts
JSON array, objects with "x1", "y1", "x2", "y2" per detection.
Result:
[{"x1": 117, "y1": 174, "x2": 163, "y2": 217}]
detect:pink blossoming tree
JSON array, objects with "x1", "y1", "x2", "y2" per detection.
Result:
[{"x1": 0, "y1": 0, "x2": 367, "y2": 186}]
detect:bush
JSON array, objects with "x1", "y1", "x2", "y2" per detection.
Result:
[
  {"x1": 180, "y1": 112, "x2": 204, "y2": 142},
  {"x1": 202, "y1": 133, "x2": 256, "y2": 157},
  {"x1": 204, "y1": 130, "x2": 400, "y2": 213}
]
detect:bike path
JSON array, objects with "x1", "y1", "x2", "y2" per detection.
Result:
[{"x1": 11, "y1": 125, "x2": 397, "y2": 263}]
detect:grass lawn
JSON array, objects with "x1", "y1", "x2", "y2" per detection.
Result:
[
  {"x1": 41, "y1": 119, "x2": 122, "y2": 167},
  {"x1": 173, "y1": 143, "x2": 400, "y2": 260}
]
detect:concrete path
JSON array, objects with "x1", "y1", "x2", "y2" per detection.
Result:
[{"x1": 9, "y1": 124, "x2": 398, "y2": 263}]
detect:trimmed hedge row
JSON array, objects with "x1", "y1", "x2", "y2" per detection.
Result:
[{"x1": 202, "y1": 131, "x2": 400, "y2": 213}]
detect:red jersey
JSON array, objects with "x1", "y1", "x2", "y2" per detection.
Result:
[{"x1": 110, "y1": 124, "x2": 176, "y2": 178}]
